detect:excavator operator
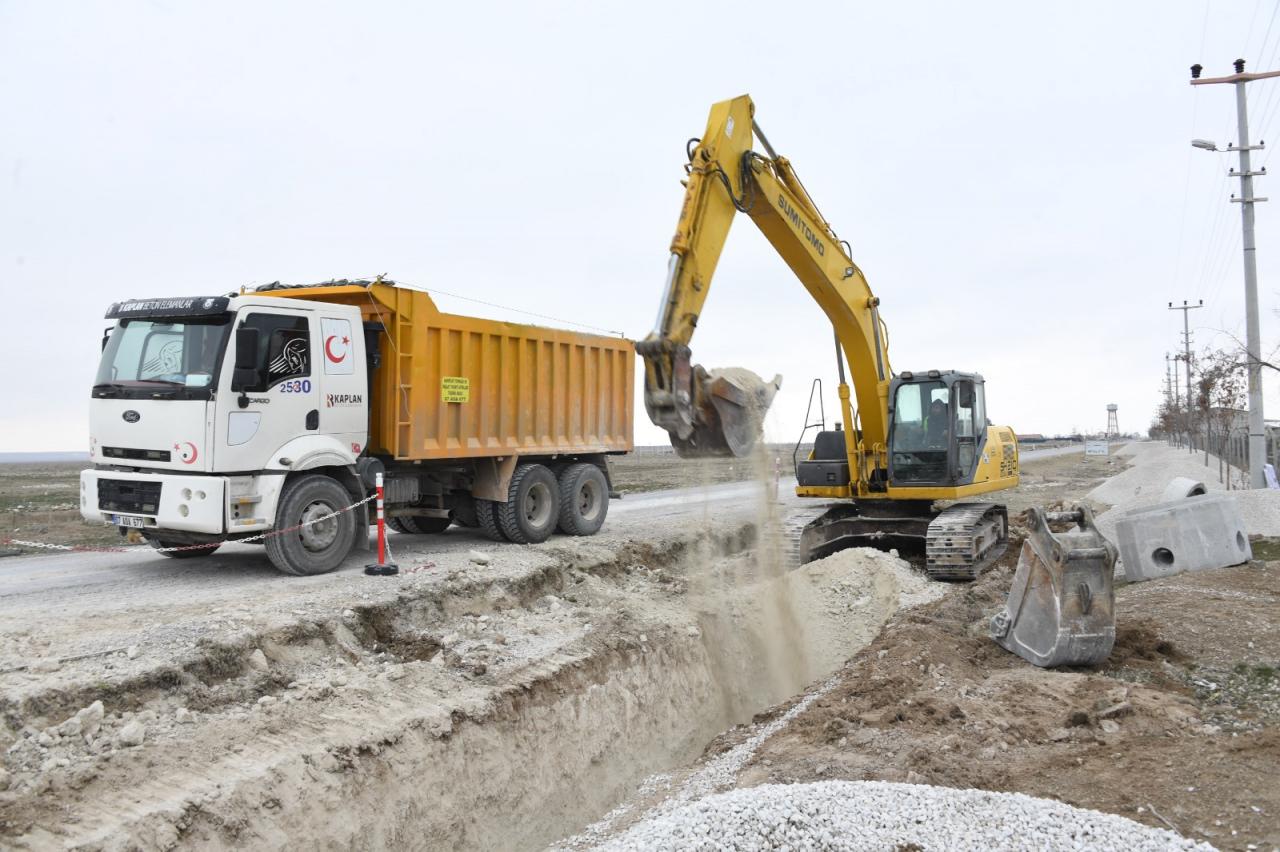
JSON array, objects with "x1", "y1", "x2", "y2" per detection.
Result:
[{"x1": 925, "y1": 399, "x2": 950, "y2": 447}]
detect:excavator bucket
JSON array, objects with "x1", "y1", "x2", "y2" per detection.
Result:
[
  {"x1": 669, "y1": 367, "x2": 782, "y2": 458},
  {"x1": 989, "y1": 506, "x2": 1117, "y2": 668}
]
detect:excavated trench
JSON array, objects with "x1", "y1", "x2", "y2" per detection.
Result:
[
  {"x1": 4, "y1": 518, "x2": 929, "y2": 851},
  {"x1": 230, "y1": 530, "x2": 917, "y2": 851}
]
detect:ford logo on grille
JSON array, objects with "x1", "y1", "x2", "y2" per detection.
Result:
[{"x1": 122, "y1": 410, "x2": 141, "y2": 423}]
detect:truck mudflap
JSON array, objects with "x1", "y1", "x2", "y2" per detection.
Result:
[{"x1": 990, "y1": 506, "x2": 1118, "y2": 668}]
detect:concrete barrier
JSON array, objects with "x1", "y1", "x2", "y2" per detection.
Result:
[
  {"x1": 1160, "y1": 477, "x2": 1207, "y2": 502},
  {"x1": 1115, "y1": 494, "x2": 1252, "y2": 582}
]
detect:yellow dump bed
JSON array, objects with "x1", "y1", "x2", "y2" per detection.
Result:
[{"x1": 265, "y1": 282, "x2": 634, "y2": 461}]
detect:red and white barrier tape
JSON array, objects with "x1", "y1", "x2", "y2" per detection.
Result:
[{"x1": 1, "y1": 494, "x2": 376, "y2": 554}]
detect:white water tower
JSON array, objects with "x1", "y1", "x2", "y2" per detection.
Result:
[{"x1": 1106, "y1": 404, "x2": 1119, "y2": 437}]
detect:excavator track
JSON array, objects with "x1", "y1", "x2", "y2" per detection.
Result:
[{"x1": 925, "y1": 502, "x2": 1009, "y2": 581}]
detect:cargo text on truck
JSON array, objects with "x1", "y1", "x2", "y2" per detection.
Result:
[{"x1": 82, "y1": 279, "x2": 635, "y2": 576}]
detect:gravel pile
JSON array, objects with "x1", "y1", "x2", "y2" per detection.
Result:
[{"x1": 595, "y1": 781, "x2": 1214, "y2": 851}]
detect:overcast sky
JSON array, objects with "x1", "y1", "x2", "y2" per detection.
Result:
[{"x1": 3, "y1": 1, "x2": 1279, "y2": 452}]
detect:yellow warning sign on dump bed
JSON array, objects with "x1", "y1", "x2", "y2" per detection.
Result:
[{"x1": 441, "y1": 376, "x2": 470, "y2": 403}]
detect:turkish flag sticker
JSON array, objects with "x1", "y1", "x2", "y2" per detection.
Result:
[
  {"x1": 321, "y1": 318, "x2": 354, "y2": 375},
  {"x1": 325, "y1": 334, "x2": 349, "y2": 363}
]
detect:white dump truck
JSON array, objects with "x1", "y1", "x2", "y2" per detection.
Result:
[{"x1": 81, "y1": 280, "x2": 634, "y2": 575}]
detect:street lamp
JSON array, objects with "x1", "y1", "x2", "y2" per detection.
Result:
[{"x1": 1190, "y1": 138, "x2": 1219, "y2": 151}]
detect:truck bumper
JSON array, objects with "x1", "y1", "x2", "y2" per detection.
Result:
[{"x1": 80, "y1": 469, "x2": 227, "y2": 535}]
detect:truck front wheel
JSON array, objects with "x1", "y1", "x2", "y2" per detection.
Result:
[
  {"x1": 265, "y1": 475, "x2": 357, "y2": 576},
  {"x1": 497, "y1": 464, "x2": 560, "y2": 544}
]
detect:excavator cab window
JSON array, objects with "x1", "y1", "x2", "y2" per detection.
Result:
[{"x1": 890, "y1": 380, "x2": 950, "y2": 483}]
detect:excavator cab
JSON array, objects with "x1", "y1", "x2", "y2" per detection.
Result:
[
  {"x1": 887, "y1": 371, "x2": 987, "y2": 488},
  {"x1": 797, "y1": 371, "x2": 988, "y2": 493},
  {"x1": 799, "y1": 370, "x2": 1009, "y2": 577}
]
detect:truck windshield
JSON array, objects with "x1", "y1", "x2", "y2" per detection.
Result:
[{"x1": 94, "y1": 316, "x2": 231, "y2": 396}]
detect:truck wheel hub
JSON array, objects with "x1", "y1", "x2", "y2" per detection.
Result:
[
  {"x1": 298, "y1": 501, "x2": 339, "y2": 551},
  {"x1": 578, "y1": 481, "x2": 601, "y2": 521},
  {"x1": 524, "y1": 483, "x2": 553, "y2": 528}
]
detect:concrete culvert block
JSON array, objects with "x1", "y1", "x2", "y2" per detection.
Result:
[
  {"x1": 1115, "y1": 494, "x2": 1252, "y2": 582},
  {"x1": 1160, "y1": 477, "x2": 1208, "y2": 502}
]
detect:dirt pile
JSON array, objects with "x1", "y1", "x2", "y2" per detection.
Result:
[{"x1": 730, "y1": 545, "x2": 1280, "y2": 851}]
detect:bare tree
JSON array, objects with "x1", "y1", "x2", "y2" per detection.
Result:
[
  {"x1": 1194, "y1": 348, "x2": 1247, "y2": 484},
  {"x1": 1148, "y1": 392, "x2": 1184, "y2": 444}
]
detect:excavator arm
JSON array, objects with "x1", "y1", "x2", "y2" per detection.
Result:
[{"x1": 638, "y1": 95, "x2": 894, "y2": 485}]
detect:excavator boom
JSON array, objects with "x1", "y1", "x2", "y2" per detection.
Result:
[{"x1": 639, "y1": 96, "x2": 891, "y2": 469}]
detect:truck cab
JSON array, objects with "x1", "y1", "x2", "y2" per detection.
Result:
[{"x1": 82, "y1": 294, "x2": 370, "y2": 572}]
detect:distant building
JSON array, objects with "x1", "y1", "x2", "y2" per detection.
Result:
[{"x1": 1016, "y1": 433, "x2": 1047, "y2": 443}]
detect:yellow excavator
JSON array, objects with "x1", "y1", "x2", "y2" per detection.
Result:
[{"x1": 636, "y1": 94, "x2": 1021, "y2": 580}]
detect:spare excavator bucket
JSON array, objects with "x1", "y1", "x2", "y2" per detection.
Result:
[
  {"x1": 670, "y1": 367, "x2": 782, "y2": 458},
  {"x1": 989, "y1": 506, "x2": 1118, "y2": 668}
]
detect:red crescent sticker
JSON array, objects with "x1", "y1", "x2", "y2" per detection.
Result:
[
  {"x1": 172, "y1": 441, "x2": 199, "y2": 464},
  {"x1": 325, "y1": 335, "x2": 350, "y2": 363}
]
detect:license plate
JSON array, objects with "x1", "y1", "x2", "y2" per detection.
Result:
[{"x1": 111, "y1": 514, "x2": 147, "y2": 529}]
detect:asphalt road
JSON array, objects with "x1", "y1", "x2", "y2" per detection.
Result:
[{"x1": 0, "y1": 478, "x2": 799, "y2": 604}]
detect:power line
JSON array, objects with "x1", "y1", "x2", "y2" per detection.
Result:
[
  {"x1": 393, "y1": 279, "x2": 627, "y2": 337},
  {"x1": 1178, "y1": 0, "x2": 1216, "y2": 295},
  {"x1": 1242, "y1": 0, "x2": 1266, "y2": 60}
]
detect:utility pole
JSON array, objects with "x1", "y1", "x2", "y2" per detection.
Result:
[
  {"x1": 1190, "y1": 59, "x2": 1280, "y2": 488},
  {"x1": 1169, "y1": 300, "x2": 1203, "y2": 452},
  {"x1": 1165, "y1": 353, "x2": 1174, "y2": 443}
]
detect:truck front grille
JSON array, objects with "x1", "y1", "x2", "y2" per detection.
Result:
[
  {"x1": 102, "y1": 447, "x2": 172, "y2": 462},
  {"x1": 98, "y1": 479, "x2": 162, "y2": 515}
]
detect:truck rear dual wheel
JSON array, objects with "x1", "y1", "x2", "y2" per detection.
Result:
[
  {"x1": 476, "y1": 499, "x2": 505, "y2": 542},
  {"x1": 496, "y1": 464, "x2": 561, "y2": 544},
  {"x1": 557, "y1": 463, "x2": 609, "y2": 536},
  {"x1": 265, "y1": 474, "x2": 357, "y2": 576}
]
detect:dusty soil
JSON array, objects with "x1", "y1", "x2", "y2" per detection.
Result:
[
  {"x1": 5, "y1": 444, "x2": 1273, "y2": 850},
  {"x1": 559, "y1": 447, "x2": 1280, "y2": 851},
  {"x1": 0, "y1": 474, "x2": 938, "y2": 851},
  {"x1": 714, "y1": 547, "x2": 1280, "y2": 852}
]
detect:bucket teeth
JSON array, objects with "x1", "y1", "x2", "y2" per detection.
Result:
[{"x1": 990, "y1": 505, "x2": 1118, "y2": 668}]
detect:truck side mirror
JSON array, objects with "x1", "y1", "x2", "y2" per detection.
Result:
[
  {"x1": 231, "y1": 326, "x2": 261, "y2": 392},
  {"x1": 101, "y1": 326, "x2": 113, "y2": 351}
]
